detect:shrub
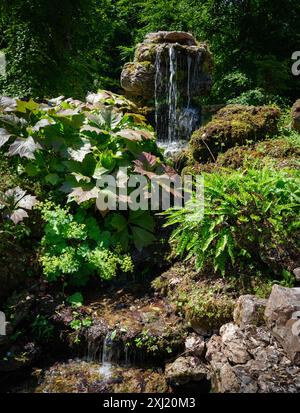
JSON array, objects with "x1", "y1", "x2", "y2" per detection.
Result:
[
  {"x1": 0, "y1": 94, "x2": 174, "y2": 251},
  {"x1": 227, "y1": 88, "x2": 290, "y2": 107},
  {"x1": 190, "y1": 104, "x2": 281, "y2": 162},
  {"x1": 0, "y1": 93, "x2": 175, "y2": 285},
  {"x1": 164, "y1": 167, "x2": 300, "y2": 277},
  {"x1": 38, "y1": 202, "x2": 134, "y2": 286}
]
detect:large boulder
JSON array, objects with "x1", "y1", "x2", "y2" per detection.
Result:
[
  {"x1": 233, "y1": 295, "x2": 267, "y2": 329},
  {"x1": 120, "y1": 62, "x2": 155, "y2": 99},
  {"x1": 265, "y1": 285, "x2": 300, "y2": 365},
  {"x1": 190, "y1": 104, "x2": 281, "y2": 162},
  {"x1": 121, "y1": 31, "x2": 212, "y2": 101},
  {"x1": 291, "y1": 100, "x2": 300, "y2": 132}
]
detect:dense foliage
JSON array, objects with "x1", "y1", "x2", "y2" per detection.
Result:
[
  {"x1": 164, "y1": 167, "x2": 300, "y2": 277},
  {"x1": 0, "y1": 92, "x2": 171, "y2": 285},
  {"x1": 1, "y1": 0, "x2": 299, "y2": 102}
]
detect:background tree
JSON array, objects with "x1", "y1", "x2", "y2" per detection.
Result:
[{"x1": 0, "y1": 0, "x2": 299, "y2": 103}]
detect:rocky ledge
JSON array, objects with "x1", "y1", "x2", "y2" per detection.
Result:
[
  {"x1": 167, "y1": 285, "x2": 300, "y2": 393},
  {"x1": 120, "y1": 31, "x2": 212, "y2": 100}
]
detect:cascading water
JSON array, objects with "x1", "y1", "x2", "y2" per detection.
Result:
[
  {"x1": 99, "y1": 332, "x2": 113, "y2": 378},
  {"x1": 154, "y1": 43, "x2": 203, "y2": 152},
  {"x1": 168, "y1": 45, "x2": 178, "y2": 143}
]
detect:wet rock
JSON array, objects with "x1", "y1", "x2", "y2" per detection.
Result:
[
  {"x1": 165, "y1": 356, "x2": 209, "y2": 386},
  {"x1": 190, "y1": 104, "x2": 281, "y2": 162},
  {"x1": 185, "y1": 333, "x2": 206, "y2": 358},
  {"x1": 54, "y1": 288, "x2": 187, "y2": 364},
  {"x1": 233, "y1": 295, "x2": 267, "y2": 329},
  {"x1": 35, "y1": 360, "x2": 169, "y2": 393},
  {"x1": 121, "y1": 31, "x2": 212, "y2": 100},
  {"x1": 0, "y1": 342, "x2": 39, "y2": 373},
  {"x1": 291, "y1": 100, "x2": 300, "y2": 132},
  {"x1": 265, "y1": 285, "x2": 300, "y2": 365}
]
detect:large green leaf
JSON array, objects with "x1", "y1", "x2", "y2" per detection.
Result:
[
  {"x1": 131, "y1": 226, "x2": 156, "y2": 251},
  {"x1": 67, "y1": 138, "x2": 92, "y2": 162},
  {"x1": 109, "y1": 214, "x2": 128, "y2": 232},
  {"x1": 129, "y1": 210, "x2": 155, "y2": 232}
]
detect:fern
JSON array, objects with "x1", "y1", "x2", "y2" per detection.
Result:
[{"x1": 164, "y1": 167, "x2": 300, "y2": 277}]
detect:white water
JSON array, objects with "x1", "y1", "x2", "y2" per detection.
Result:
[
  {"x1": 99, "y1": 332, "x2": 113, "y2": 378},
  {"x1": 168, "y1": 46, "x2": 178, "y2": 143},
  {"x1": 154, "y1": 43, "x2": 203, "y2": 151},
  {"x1": 187, "y1": 55, "x2": 192, "y2": 109}
]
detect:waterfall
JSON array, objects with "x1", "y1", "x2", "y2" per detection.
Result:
[
  {"x1": 187, "y1": 55, "x2": 192, "y2": 109},
  {"x1": 99, "y1": 332, "x2": 113, "y2": 378},
  {"x1": 168, "y1": 45, "x2": 178, "y2": 142},
  {"x1": 154, "y1": 44, "x2": 202, "y2": 149}
]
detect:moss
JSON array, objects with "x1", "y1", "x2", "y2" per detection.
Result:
[
  {"x1": 152, "y1": 262, "x2": 280, "y2": 334},
  {"x1": 184, "y1": 282, "x2": 235, "y2": 331},
  {"x1": 190, "y1": 104, "x2": 281, "y2": 162},
  {"x1": 183, "y1": 131, "x2": 300, "y2": 176},
  {"x1": 134, "y1": 43, "x2": 157, "y2": 63},
  {"x1": 139, "y1": 61, "x2": 154, "y2": 70}
]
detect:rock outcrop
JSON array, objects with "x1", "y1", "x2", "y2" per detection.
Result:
[
  {"x1": 291, "y1": 100, "x2": 300, "y2": 132},
  {"x1": 121, "y1": 31, "x2": 212, "y2": 101},
  {"x1": 190, "y1": 104, "x2": 281, "y2": 162},
  {"x1": 206, "y1": 286, "x2": 300, "y2": 393}
]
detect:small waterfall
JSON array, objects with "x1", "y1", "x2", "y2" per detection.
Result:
[
  {"x1": 99, "y1": 332, "x2": 113, "y2": 378},
  {"x1": 187, "y1": 55, "x2": 192, "y2": 109},
  {"x1": 154, "y1": 44, "x2": 202, "y2": 148},
  {"x1": 168, "y1": 45, "x2": 178, "y2": 142},
  {"x1": 155, "y1": 47, "x2": 163, "y2": 128}
]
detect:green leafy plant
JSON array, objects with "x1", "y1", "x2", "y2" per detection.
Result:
[
  {"x1": 38, "y1": 201, "x2": 134, "y2": 286},
  {"x1": 31, "y1": 314, "x2": 54, "y2": 341},
  {"x1": 164, "y1": 167, "x2": 300, "y2": 277},
  {"x1": 0, "y1": 95, "x2": 171, "y2": 253},
  {"x1": 69, "y1": 311, "x2": 92, "y2": 344},
  {"x1": 67, "y1": 292, "x2": 84, "y2": 307}
]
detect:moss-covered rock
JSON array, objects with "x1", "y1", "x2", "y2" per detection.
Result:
[
  {"x1": 53, "y1": 287, "x2": 187, "y2": 363},
  {"x1": 183, "y1": 133, "x2": 300, "y2": 176},
  {"x1": 292, "y1": 100, "x2": 300, "y2": 132},
  {"x1": 190, "y1": 105, "x2": 281, "y2": 162},
  {"x1": 121, "y1": 32, "x2": 212, "y2": 100},
  {"x1": 152, "y1": 262, "x2": 277, "y2": 335}
]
